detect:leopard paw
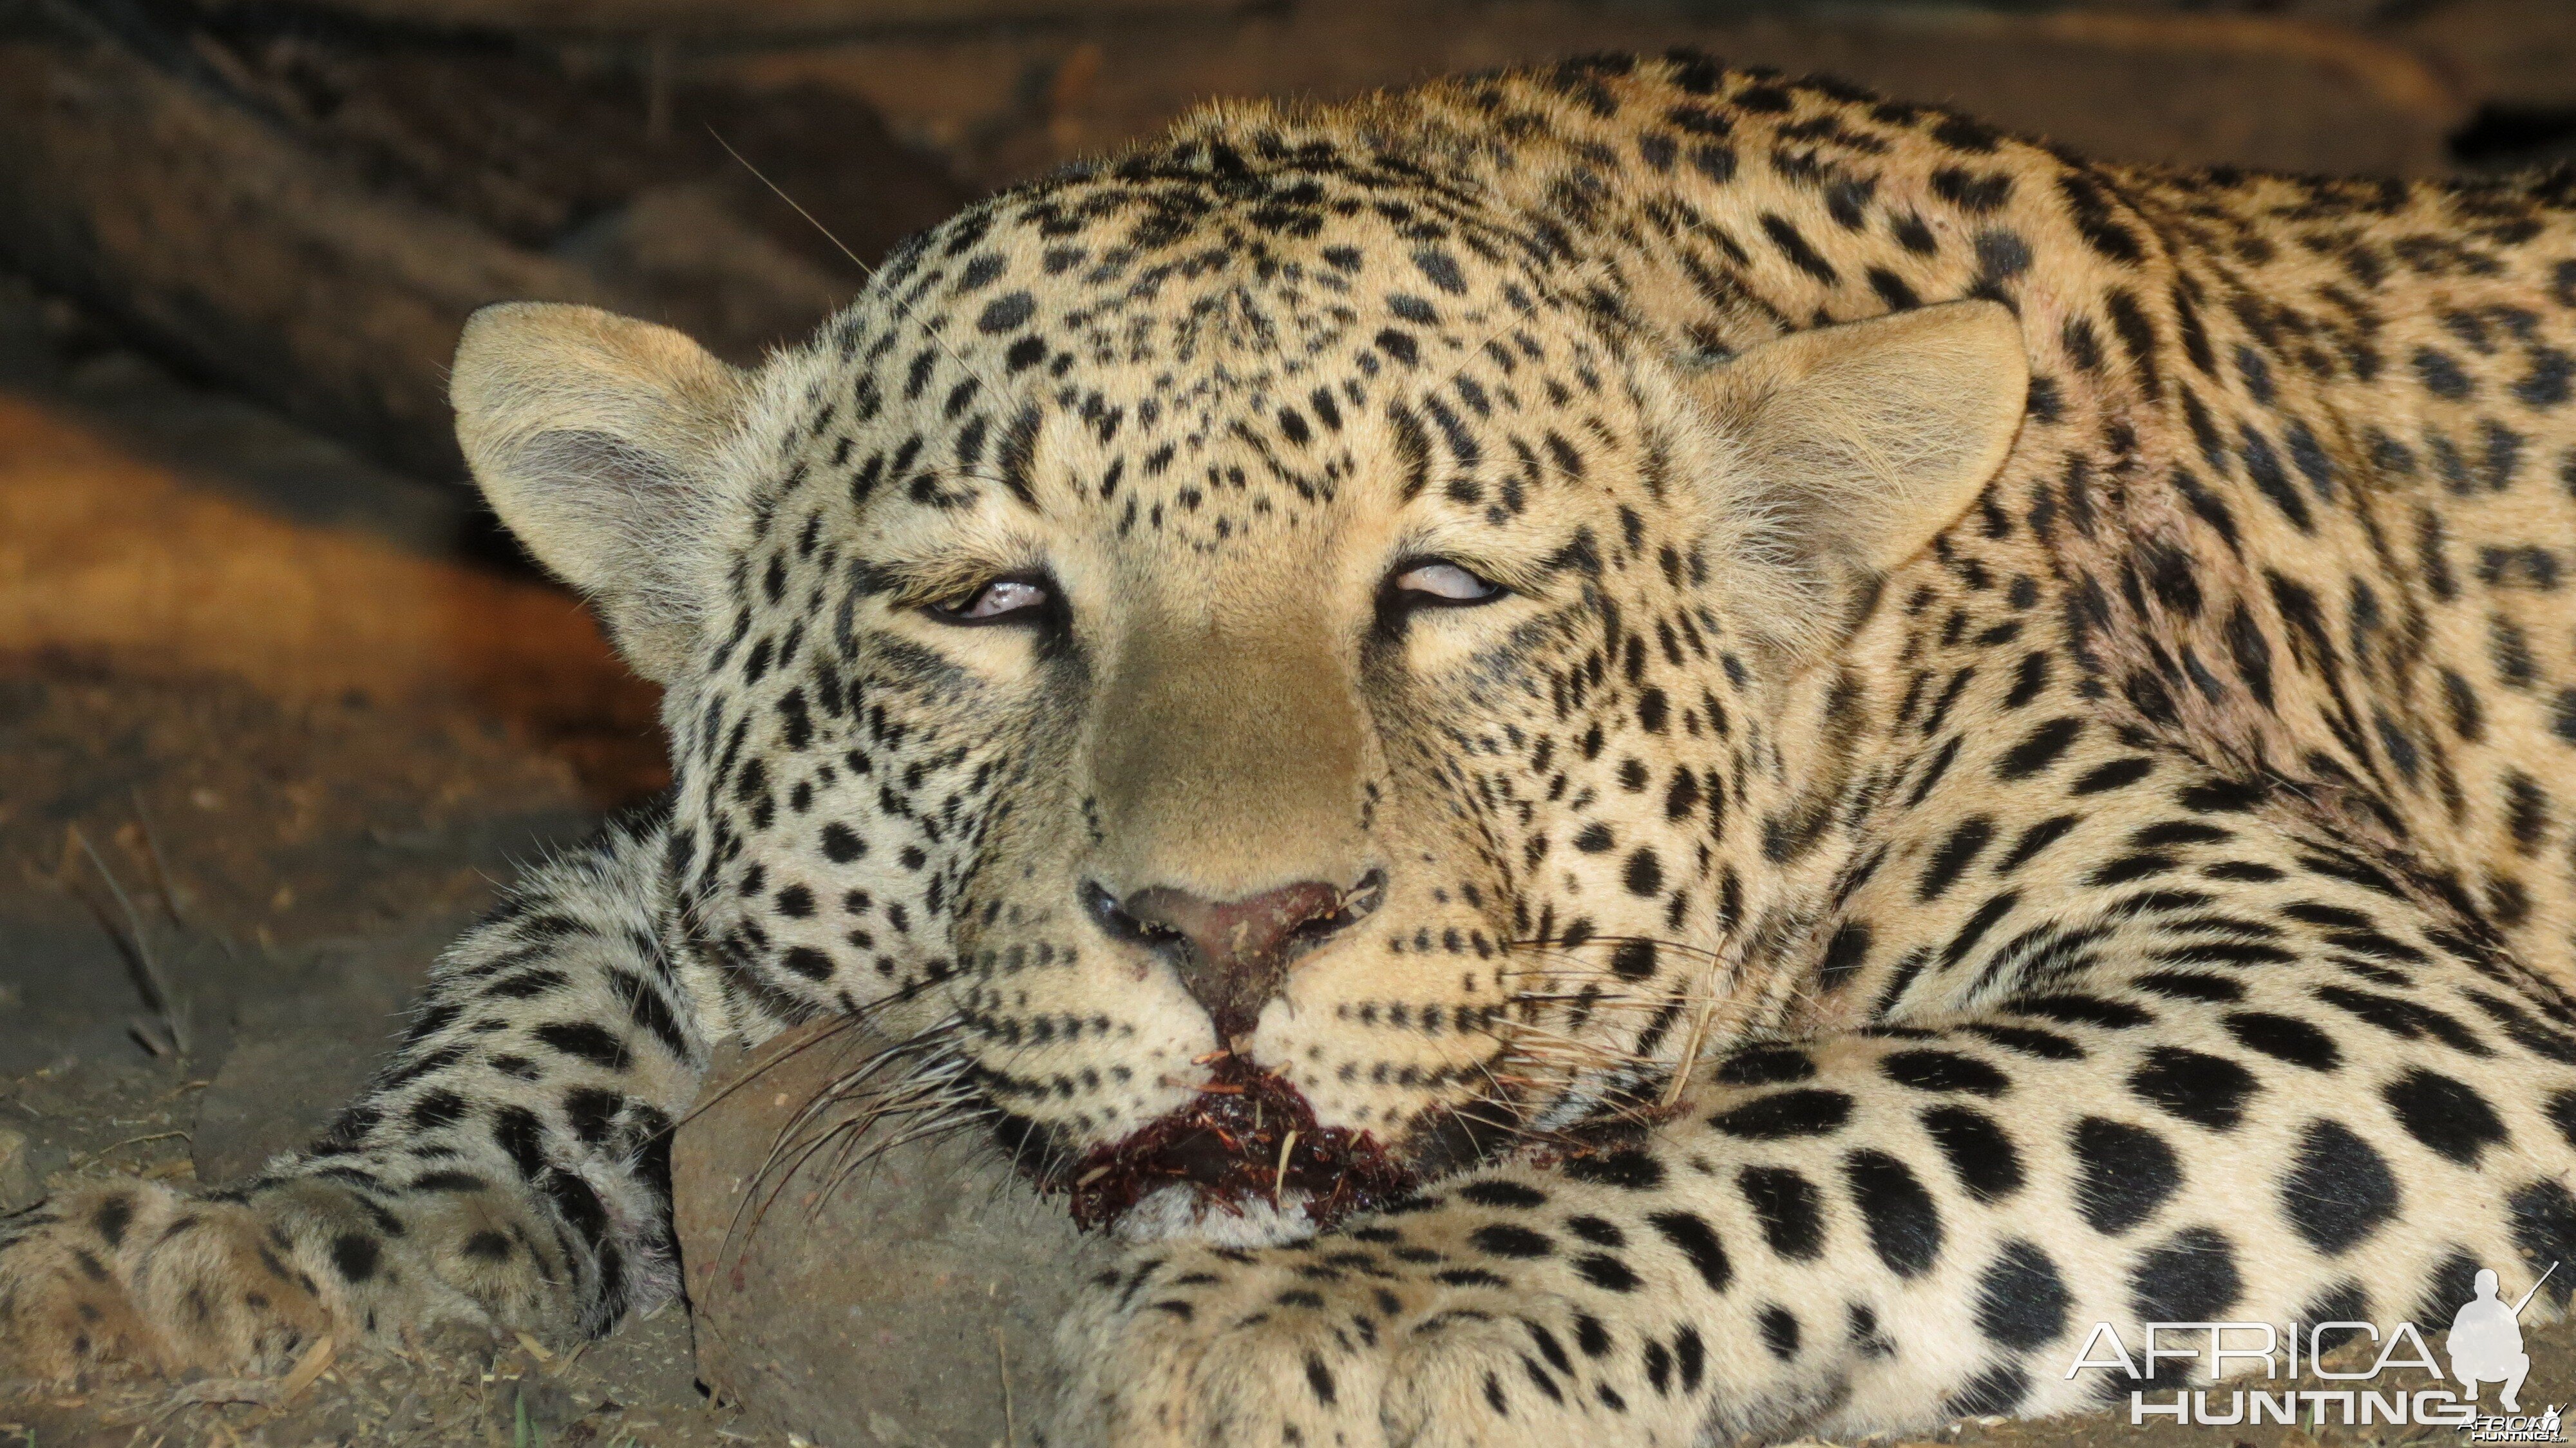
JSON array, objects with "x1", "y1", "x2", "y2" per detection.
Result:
[
  {"x1": 1049, "y1": 1241, "x2": 1656, "y2": 1448},
  {"x1": 0, "y1": 1182, "x2": 328, "y2": 1385},
  {"x1": 1051, "y1": 1249, "x2": 1401, "y2": 1448}
]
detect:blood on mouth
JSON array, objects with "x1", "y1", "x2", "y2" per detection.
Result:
[{"x1": 1050, "y1": 1053, "x2": 1414, "y2": 1233}]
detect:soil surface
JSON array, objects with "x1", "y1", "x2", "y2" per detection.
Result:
[{"x1": 0, "y1": 342, "x2": 759, "y2": 1445}]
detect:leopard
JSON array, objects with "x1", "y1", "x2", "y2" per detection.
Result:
[{"x1": 9, "y1": 48, "x2": 2576, "y2": 1447}]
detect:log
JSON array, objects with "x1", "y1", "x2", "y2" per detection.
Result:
[
  {"x1": 739, "y1": 1, "x2": 2471, "y2": 187},
  {"x1": 0, "y1": 1, "x2": 967, "y2": 476},
  {"x1": 263, "y1": 0, "x2": 1247, "y2": 36}
]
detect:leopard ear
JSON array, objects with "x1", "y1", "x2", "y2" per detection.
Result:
[
  {"x1": 451, "y1": 303, "x2": 752, "y2": 685},
  {"x1": 1683, "y1": 300, "x2": 2027, "y2": 660}
]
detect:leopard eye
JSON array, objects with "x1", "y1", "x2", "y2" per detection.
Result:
[
  {"x1": 1391, "y1": 560, "x2": 1504, "y2": 607},
  {"x1": 929, "y1": 576, "x2": 1051, "y2": 624}
]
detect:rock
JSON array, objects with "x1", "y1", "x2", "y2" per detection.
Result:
[
  {"x1": 673, "y1": 1016, "x2": 1110, "y2": 1448},
  {"x1": 0, "y1": 1125, "x2": 39, "y2": 1210}
]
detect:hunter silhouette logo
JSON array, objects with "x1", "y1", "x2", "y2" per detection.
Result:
[
  {"x1": 2065, "y1": 1260, "x2": 2564, "y2": 1434},
  {"x1": 2450, "y1": 1266, "x2": 2552, "y2": 1413}
]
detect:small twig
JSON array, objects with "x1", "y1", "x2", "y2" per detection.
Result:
[
  {"x1": 70, "y1": 826, "x2": 189, "y2": 1058},
  {"x1": 709, "y1": 126, "x2": 1003, "y2": 404},
  {"x1": 158, "y1": 1378, "x2": 276, "y2": 1416},
  {"x1": 995, "y1": 1324, "x2": 1015, "y2": 1448},
  {"x1": 127, "y1": 790, "x2": 189, "y2": 930},
  {"x1": 276, "y1": 1333, "x2": 337, "y2": 1405},
  {"x1": 89, "y1": 1129, "x2": 188, "y2": 1161}
]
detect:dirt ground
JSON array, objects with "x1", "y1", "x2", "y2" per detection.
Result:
[{"x1": 0, "y1": 321, "x2": 766, "y2": 1443}]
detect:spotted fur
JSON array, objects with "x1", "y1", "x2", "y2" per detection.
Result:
[{"x1": 9, "y1": 52, "x2": 2576, "y2": 1448}]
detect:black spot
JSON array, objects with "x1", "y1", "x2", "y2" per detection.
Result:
[
  {"x1": 1305, "y1": 1354, "x2": 1337, "y2": 1405},
  {"x1": 1932, "y1": 113, "x2": 2003, "y2": 151},
  {"x1": 1412, "y1": 248, "x2": 1468, "y2": 294},
  {"x1": 1975, "y1": 1239, "x2": 2070, "y2": 1349},
  {"x1": 2224, "y1": 1011, "x2": 2341, "y2": 1071},
  {"x1": 1575, "y1": 1253, "x2": 1642, "y2": 1292},
  {"x1": 1597, "y1": 938, "x2": 1659, "y2": 979},
  {"x1": 410, "y1": 1171, "x2": 487, "y2": 1193},
  {"x1": 1922, "y1": 1105, "x2": 2024, "y2": 1203},
  {"x1": 330, "y1": 1233, "x2": 381, "y2": 1284},
  {"x1": 1714, "y1": 1047, "x2": 1815, "y2": 1085},
  {"x1": 1564, "y1": 1150, "x2": 1666, "y2": 1191},
  {"x1": 1918, "y1": 817, "x2": 1996, "y2": 901},
  {"x1": 2515, "y1": 348, "x2": 2573, "y2": 408},
  {"x1": 1624, "y1": 849, "x2": 1664, "y2": 897},
  {"x1": 780, "y1": 946, "x2": 835, "y2": 981},
  {"x1": 1647, "y1": 1211, "x2": 1732, "y2": 1293},
  {"x1": 2281, "y1": 1119, "x2": 2399, "y2": 1253},
  {"x1": 1757, "y1": 1304, "x2": 1801, "y2": 1360},
  {"x1": 2412, "y1": 346, "x2": 2474, "y2": 400},
  {"x1": 1998, "y1": 718, "x2": 2086, "y2": 780},
  {"x1": 1946, "y1": 1364, "x2": 2032, "y2": 1417},
  {"x1": 2382, "y1": 1067, "x2": 2508, "y2": 1165},
  {"x1": 492, "y1": 1106, "x2": 547, "y2": 1179},
  {"x1": 2128, "y1": 1225, "x2": 2241, "y2": 1326},
  {"x1": 2125, "y1": 1047, "x2": 2257, "y2": 1130},
  {"x1": 977, "y1": 292, "x2": 1037, "y2": 334},
  {"x1": 2130, "y1": 972, "x2": 2242, "y2": 1004},
  {"x1": 1818, "y1": 923, "x2": 1872, "y2": 993},
  {"x1": 1761, "y1": 214, "x2": 1841, "y2": 285},
  {"x1": 1738, "y1": 1166, "x2": 1824, "y2": 1260},
  {"x1": 2418, "y1": 1249, "x2": 2485, "y2": 1329},
  {"x1": 1458, "y1": 1180, "x2": 1549, "y2": 1209},
  {"x1": 1933, "y1": 167, "x2": 2014, "y2": 213},
  {"x1": 1710, "y1": 1089, "x2": 1853, "y2": 1140},
  {"x1": 1846, "y1": 1149, "x2": 1942, "y2": 1279},
  {"x1": 1470, "y1": 1224, "x2": 1556, "y2": 1259},
  {"x1": 1882, "y1": 1049, "x2": 2010, "y2": 1097},
  {"x1": 2071, "y1": 758, "x2": 2155, "y2": 794},
  {"x1": 2315, "y1": 986, "x2": 2491, "y2": 1055},
  {"x1": 2072, "y1": 1116, "x2": 2180, "y2": 1234},
  {"x1": 535, "y1": 1022, "x2": 630, "y2": 1071},
  {"x1": 93, "y1": 1196, "x2": 133, "y2": 1249},
  {"x1": 1996, "y1": 814, "x2": 2081, "y2": 874},
  {"x1": 2508, "y1": 1181, "x2": 2576, "y2": 1306},
  {"x1": 2092, "y1": 850, "x2": 2174, "y2": 897}
]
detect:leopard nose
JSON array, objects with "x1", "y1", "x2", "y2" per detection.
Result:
[{"x1": 1083, "y1": 873, "x2": 1383, "y2": 1040}]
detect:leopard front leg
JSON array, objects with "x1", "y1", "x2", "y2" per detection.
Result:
[
  {"x1": 1057, "y1": 913, "x2": 2576, "y2": 1445},
  {"x1": 0, "y1": 808, "x2": 708, "y2": 1384}
]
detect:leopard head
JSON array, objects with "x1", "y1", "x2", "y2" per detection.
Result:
[{"x1": 450, "y1": 154, "x2": 2024, "y2": 1240}]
